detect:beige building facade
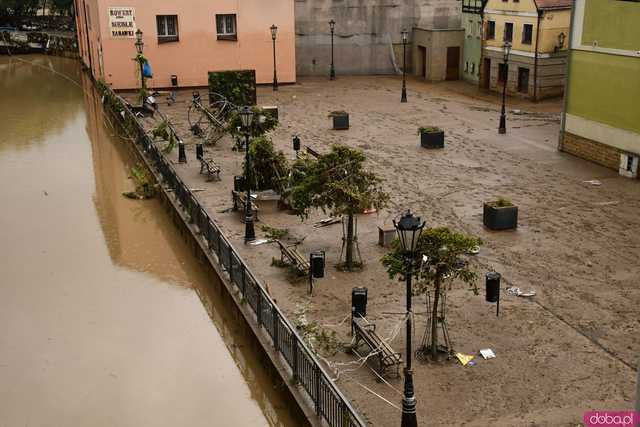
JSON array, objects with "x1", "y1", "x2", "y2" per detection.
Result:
[
  {"x1": 74, "y1": 0, "x2": 296, "y2": 90},
  {"x1": 482, "y1": 0, "x2": 572, "y2": 100}
]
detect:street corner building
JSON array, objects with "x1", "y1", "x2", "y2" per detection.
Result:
[
  {"x1": 74, "y1": 0, "x2": 296, "y2": 90},
  {"x1": 559, "y1": 0, "x2": 640, "y2": 176},
  {"x1": 481, "y1": 0, "x2": 573, "y2": 100}
]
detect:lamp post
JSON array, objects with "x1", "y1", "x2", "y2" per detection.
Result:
[
  {"x1": 240, "y1": 106, "x2": 256, "y2": 242},
  {"x1": 270, "y1": 24, "x2": 278, "y2": 91},
  {"x1": 393, "y1": 210, "x2": 425, "y2": 427},
  {"x1": 401, "y1": 29, "x2": 408, "y2": 103},
  {"x1": 134, "y1": 29, "x2": 145, "y2": 95},
  {"x1": 329, "y1": 19, "x2": 336, "y2": 80},
  {"x1": 498, "y1": 41, "x2": 512, "y2": 135}
]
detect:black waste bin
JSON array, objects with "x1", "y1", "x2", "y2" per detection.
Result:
[{"x1": 486, "y1": 272, "x2": 501, "y2": 303}]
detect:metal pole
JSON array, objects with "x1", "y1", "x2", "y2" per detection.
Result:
[
  {"x1": 272, "y1": 38, "x2": 278, "y2": 91},
  {"x1": 401, "y1": 37, "x2": 407, "y2": 103},
  {"x1": 499, "y1": 57, "x2": 508, "y2": 134},
  {"x1": 330, "y1": 28, "x2": 335, "y2": 80},
  {"x1": 244, "y1": 133, "x2": 255, "y2": 242},
  {"x1": 401, "y1": 256, "x2": 417, "y2": 427}
]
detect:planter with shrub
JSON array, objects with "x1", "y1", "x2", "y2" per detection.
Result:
[{"x1": 483, "y1": 198, "x2": 518, "y2": 230}]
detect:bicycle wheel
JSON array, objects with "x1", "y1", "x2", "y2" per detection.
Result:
[{"x1": 187, "y1": 102, "x2": 212, "y2": 138}]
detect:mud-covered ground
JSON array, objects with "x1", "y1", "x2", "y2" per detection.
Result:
[{"x1": 131, "y1": 76, "x2": 639, "y2": 426}]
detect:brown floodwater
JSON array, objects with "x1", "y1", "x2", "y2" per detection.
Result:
[{"x1": 0, "y1": 55, "x2": 297, "y2": 427}]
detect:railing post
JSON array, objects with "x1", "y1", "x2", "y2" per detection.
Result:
[
  {"x1": 273, "y1": 307, "x2": 279, "y2": 352},
  {"x1": 241, "y1": 266, "x2": 246, "y2": 295},
  {"x1": 314, "y1": 365, "x2": 321, "y2": 417},
  {"x1": 292, "y1": 338, "x2": 298, "y2": 384},
  {"x1": 256, "y1": 290, "x2": 262, "y2": 326}
]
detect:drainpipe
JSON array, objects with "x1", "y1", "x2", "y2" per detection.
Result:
[
  {"x1": 533, "y1": 9, "x2": 542, "y2": 102},
  {"x1": 558, "y1": 1, "x2": 577, "y2": 152},
  {"x1": 479, "y1": 7, "x2": 485, "y2": 88}
]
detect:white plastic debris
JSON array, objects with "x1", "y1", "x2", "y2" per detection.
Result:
[{"x1": 479, "y1": 349, "x2": 496, "y2": 360}]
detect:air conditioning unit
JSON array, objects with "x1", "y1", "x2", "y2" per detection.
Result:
[{"x1": 619, "y1": 153, "x2": 639, "y2": 178}]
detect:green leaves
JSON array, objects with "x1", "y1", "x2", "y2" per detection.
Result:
[
  {"x1": 244, "y1": 136, "x2": 289, "y2": 193},
  {"x1": 286, "y1": 144, "x2": 389, "y2": 219},
  {"x1": 381, "y1": 227, "x2": 482, "y2": 295}
]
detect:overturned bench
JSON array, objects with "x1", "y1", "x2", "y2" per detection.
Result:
[
  {"x1": 275, "y1": 239, "x2": 310, "y2": 275},
  {"x1": 351, "y1": 317, "x2": 402, "y2": 378},
  {"x1": 199, "y1": 157, "x2": 221, "y2": 181},
  {"x1": 231, "y1": 190, "x2": 259, "y2": 222}
]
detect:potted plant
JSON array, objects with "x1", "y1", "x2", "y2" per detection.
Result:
[
  {"x1": 419, "y1": 126, "x2": 444, "y2": 149},
  {"x1": 329, "y1": 111, "x2": 349, "y2": 130},
  {"x1": 483, "y1": 197, "x2": 518, "y2": 230}
]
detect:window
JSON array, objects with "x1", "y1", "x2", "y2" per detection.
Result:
[
  {"x1": 216, "y1": 14, "x2": 237, "y2": 40},
  {"x1": 471, "y1": 62, "x2": 475, "y2": 74},
  {"x1": 465, "y1": 61, "x2": 469, "y2": 72},
  {"x1": 486, "y1": 21, "x2": 495, "y2": 40},
  {"x1": 156, "y1": 15, "x2": 178, "y2": 43},
  {"x1": 522, "y1": 24, "x2": 533, "y2": 44},
  {"x1": 504, "y1": 22, "x2": 513, "y2": 42},
  {"x1": 498, "y1": 63, "x2": 508, "y2": 83}
]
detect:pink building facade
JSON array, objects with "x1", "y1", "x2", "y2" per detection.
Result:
[{"x1": 74, "y1": 0, "x2": 296, "y2": 90}]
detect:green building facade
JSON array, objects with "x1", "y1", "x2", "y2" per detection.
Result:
[
  {"x1": 461, "y1": 0, "x2": 486, "y2": 84},
  {"x1": 560, "y1": 0, "x2": 640, "y2": 175}
]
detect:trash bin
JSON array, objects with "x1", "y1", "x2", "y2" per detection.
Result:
[{"x1": 486, "y1": 272, "x2": 501, "y2": 303}]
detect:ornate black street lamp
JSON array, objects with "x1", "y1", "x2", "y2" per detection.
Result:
[
  {"x1": 401, "y1": 29, "x2": 408, "y2": 103},
  {"x1": 240, "y1": 106, "x2": 256, "y2": 242},
  {"x1": 393, "y1": 210, "x2": 425, "y2": 427},
  {"x1": 498, "y1": 41, "x2": 512, "y2": 135},
  {"x1": 134, "y1": 29, "x2": 145, "y2": 94},
  {"x1": 329, "y1": 19, "x2": 336, "y2": 80},
  {"x1": 270, "y1": 24, "x2": 278, "y2": 91}
]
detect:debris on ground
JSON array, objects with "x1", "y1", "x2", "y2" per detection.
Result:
[
  {"x1": 479, "y1": 349, "x2": 496, "y2": 360},
  {"x1": 455, "y1": 353, "x2": 475, "y2": 366},
  {"x1": 507, "y1": 287, "x2": 537, "y2": 297},
  {"x1": 583, "y1": 179, "x2": 602, "y2": 186},
  {"x1": 314, "y1": 217, "x2": 342, "y2": 228}
]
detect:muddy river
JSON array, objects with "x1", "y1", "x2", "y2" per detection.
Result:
[{"x1": 0, "y1": 55, "x2": 296, "y2": 426}]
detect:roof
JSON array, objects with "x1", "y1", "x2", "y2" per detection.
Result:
[{"x1": 534, "y1": 0, "x2": 573, "y2": 10}]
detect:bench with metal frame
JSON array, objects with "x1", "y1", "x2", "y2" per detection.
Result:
[
  {"x1": 274, "y1": 239, "x2": 310, "y2": 275},
  {"x1": 351, "y1": 317, "x2": 402, "y2": 378},
  {"x1": 199, "y1": 157, "x2": 221, "y2": 181},
  {"x1": 231, "y1": 190, "x2": 259, "y2": 222}
]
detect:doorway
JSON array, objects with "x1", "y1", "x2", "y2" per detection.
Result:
[
  {"x1": 418, "y1": 46, "x2": 427, "y2": 79},
  {"x1": 446, "y1": 47, "x2": 460, "y2": 80},
  {"x1": 482, "y1": 58, "x2": 491, "y2": 88},
  {"x1": 518, "y1": 67, "x2": 530, "y2": 94}
]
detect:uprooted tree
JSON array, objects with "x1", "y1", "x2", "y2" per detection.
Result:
[
  {"x1": 243, "y1": 136, "x2": 289, "y2": 194},
  {"x1": 382, "y1": 227, "x2": 481, "y2": 360},
  {"x1": 287, "y1": 145, "x2": 389, "y2": 271}
]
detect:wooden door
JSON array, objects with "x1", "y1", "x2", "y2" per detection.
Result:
[
  {"x1": 419, "y1": 46, "x2": 427, "y2": 78},
  {"x1": 482, "y1": 58, "x2": 491, "y2": 88},
  {"x1": 446, "y1": 47, "x2": 460, "y2": 80},
  {"x1": 518, "y1": 67, "x2": 530, "y2": 94}
]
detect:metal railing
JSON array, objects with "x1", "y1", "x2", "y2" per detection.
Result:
[{"x1": 100, "y1": 86, "x2": 366, "y2": 427}]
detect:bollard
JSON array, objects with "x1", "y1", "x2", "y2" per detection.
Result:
[
  {"x1": 178, "y1": 140, "x2": 187, "y2": 163},
  {"x1": 292, "y1": 135, "x2": 301, "y2": 153},
  {"x1": 196, "y1": 143, "x2": 203, "y2": 160},
  {"x1": 486, "y1": 271, "x2": 501, "y2": 317}
]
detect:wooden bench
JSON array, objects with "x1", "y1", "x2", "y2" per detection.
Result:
[
  {"x1": 231, "y1": 190, "x2": 259, "y2": 222},
  {"x1": 275, "y1": 239, "x2": 310, "y2": 275},
  {"x1": 351, "y1": 317, "x2": 402, "y2": 378},
  {"x1": 199, "y1": 157, "x2": 221, "y2": 181}
]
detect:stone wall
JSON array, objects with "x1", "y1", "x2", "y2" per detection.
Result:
[
  {"x1": 561, "y1": 132, "x2": 622, "y2": 170},
  {"x1": 294, "y1": 0, "x2": 461, "y2": 76}
]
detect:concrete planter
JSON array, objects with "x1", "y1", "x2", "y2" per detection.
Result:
[
  {"x1": 331, "y1": 113, "x2": 349, "y2": 130},
  {"x1": 420, "y1": 130, "x2": 444, "y2": 149},
  {"x1": 483, "y1": 203, "x2": 518, "y2": 230}
]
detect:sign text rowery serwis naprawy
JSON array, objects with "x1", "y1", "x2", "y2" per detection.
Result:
[{"x1": 108, "y1": 7, "x2": 136, "y2": 38}]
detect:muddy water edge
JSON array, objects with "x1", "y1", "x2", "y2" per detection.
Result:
[{"x1": 0, "y1": 55, "x2": 304, "y2": 426}]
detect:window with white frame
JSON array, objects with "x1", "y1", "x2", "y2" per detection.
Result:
[
  {"x1": 216, "y1": 14, "x2": 237, "y2": 40},
  {"x1": 156, "y1": 15, "x2": 178, "y2": 43}
]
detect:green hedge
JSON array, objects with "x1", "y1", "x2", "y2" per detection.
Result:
[{"x1": 208, "y1": 69, "x2": 256, "y2": 107}]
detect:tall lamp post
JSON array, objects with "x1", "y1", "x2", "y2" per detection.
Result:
[
  {"x1": 329, "y1": 19, "x2": 336, "y2": 80},
  {"x1": 393, "y1": 210, "x2": 425, "y2": 427},
  {"x1": 134, "y1": 29, "x2": 145, "y2": 95},
  {"x1": 498, "y1": 41, "x2": 512, "y2": 134},
  {"x1": 240, "y1": 107, "x2": 256, "y2": 242},
  {"x1": 270, "y1": 24, "x2": 278, "y2": 91},
  {"x1": 401, "y1": 29, "x2": 408, "y2": 103}
]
